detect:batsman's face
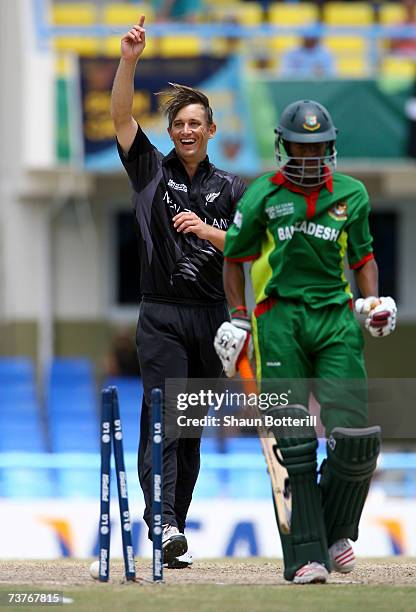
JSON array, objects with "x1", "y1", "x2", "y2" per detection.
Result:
[
  {"x1": 168, "y1": 104, "x2": 216, "y2": 164},
  {"x1": 289, "y1": 141, "x2": 327, "y2": 175}
]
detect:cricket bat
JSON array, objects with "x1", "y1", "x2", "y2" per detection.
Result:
[{"x1": 238, "y1": 356, "x2": 292, "y2": 534}]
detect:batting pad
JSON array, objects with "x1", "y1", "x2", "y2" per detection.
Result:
[
  {"x1": 268, "y1": 405, "x2": 331, "y2": 581},
  {"x1": 320, "y1": 426, "x2": 381, "y2": 547}
]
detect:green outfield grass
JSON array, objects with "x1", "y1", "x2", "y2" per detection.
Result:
[
  {"x1": 1, "y1": 583, "x2": 416, "y2": 612},
  {"x1": 1, "y1": 558, "x2": 415, "y2": 612}
]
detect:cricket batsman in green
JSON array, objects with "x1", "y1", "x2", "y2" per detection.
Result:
[{"x1": 214, "y1": 100, "x2": 397, "y2": 584}]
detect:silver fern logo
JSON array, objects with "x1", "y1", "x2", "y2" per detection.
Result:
[{"x1": 205, "y1": 192, "x2": 220, "y2": 204}]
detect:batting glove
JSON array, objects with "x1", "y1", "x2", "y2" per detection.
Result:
[
  {"x1": 214, "y1": 307, "x2": 251, "y2": 378},
  {"x1": 355, "y1": 296, "x2": 381, "y2": 315},
  {"x1": 355, "y1": 296, "x2": 397, "y2": 338}
]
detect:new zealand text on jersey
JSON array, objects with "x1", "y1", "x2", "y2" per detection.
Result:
[
  {"x1": 278, "y1": 221, "x2": 340, "y2": 242},
  {"x1": 202, "y1": 217, "x2": 229, "y2": 230},
  {"x1": 163, "y1": 191, "x2": 230, "y2": 229}
]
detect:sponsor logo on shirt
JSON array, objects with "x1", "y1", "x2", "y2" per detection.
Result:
[
  {"x1": 266, "y1": 202, "x2": 294, "y2": 219},
  {"x1": 205, "y1": 192, "x2": 220, "y2": 204},
  {"x1": 163, "y1": 191, "x2": 173, "y2": 204},
  {"x1": 277, "y1": 222, "x2": 340, "y2": 242},
  {"x1": 328, "y1": 200, "x2": 348, "y2": 221},
  {"x1": 168, "y1": 179, "x2": 188, "y2": 192},
  {"x1": 164, "y1": 191, "x2": 183, "y2": 215},
  {"x1": 233, "y1": 210, "x2": 243, "y2": 229}
]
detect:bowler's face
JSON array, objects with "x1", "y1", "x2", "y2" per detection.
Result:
[{"x1": 168, "y1": 104, "x2": 216, "y2": 164}]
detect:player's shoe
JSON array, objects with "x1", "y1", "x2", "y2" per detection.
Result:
[
  {"x1": 329, "y1": 538, "x2": 356, "y2": 574},
  {"x1": 162, "y1": 525, "x2": 187, "y2": 563},
  {"x1": 164, "y1": 552, "x2": 193, "y2": 569},
  {"x1": 293, "y1": 562, "x2": 329, "y2": 584}
]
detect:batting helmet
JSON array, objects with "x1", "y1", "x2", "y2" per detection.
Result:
[{"x1": 275, "y1": 100, "x2": 338, "y2": 186}]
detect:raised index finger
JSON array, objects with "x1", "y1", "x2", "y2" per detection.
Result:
[{"x1": 138, "y1": 15, "x2": 145, "y2": 27}]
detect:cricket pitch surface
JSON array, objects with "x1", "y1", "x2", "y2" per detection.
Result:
[{"x1": 1, "y1": 558, "x2": 415, "y2": 612}]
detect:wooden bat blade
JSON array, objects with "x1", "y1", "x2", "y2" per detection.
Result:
[{"x1": 238, "y1": 356, "x2": 292, "y2": 534}]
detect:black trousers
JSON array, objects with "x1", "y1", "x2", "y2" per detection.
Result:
[{"x1": 136, "y1": 299, "x2": 228, "y2": 537}]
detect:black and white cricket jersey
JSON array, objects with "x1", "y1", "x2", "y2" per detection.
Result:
[{"x1": 117, "y1": 125, "x2": 246, "y2": 304}]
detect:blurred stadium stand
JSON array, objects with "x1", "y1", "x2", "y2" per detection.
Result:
[
  {"x1": 380, "y1": 2, "x2": 407, "y2": 25},
  {"x1": 0, "y1": 358, "x2": 52, "y2": 496},
  {"x1": 46, "y1": 358, "x2": 99, "y2": 452},
  {"x1": 268, "y1": 2, "x2": 319, "y2": 26},
  {"x1": 43, "y1": 1, "x2": 416, "y2": 77},
  {"x1": 322, "y1": 2, "x2": 374, "y2": 26},
  {"x1": 1, "y1": 445, "x2": 416, "y2": 499},
  {"x1": 0, "y1": 356, "x2": 416, "y2": 498},
  {"x1": 0, "y1": 358, "x2": 46, "y2": 453}
]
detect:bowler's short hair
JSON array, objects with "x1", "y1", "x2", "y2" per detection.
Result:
[{"x1": 157, "y1": 83, "x2": 213, "y2": 127}]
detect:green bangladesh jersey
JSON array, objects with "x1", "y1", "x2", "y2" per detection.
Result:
[{"x1": 224, "y1": 171, "x2": 374, "y2": 308}]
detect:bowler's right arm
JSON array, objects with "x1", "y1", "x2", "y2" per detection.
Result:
[{"x1": 111, "y1": 15, "x2": 146, "y2": 155}]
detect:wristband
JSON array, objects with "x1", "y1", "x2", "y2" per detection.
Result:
[
  {"x1": 231, "y1": 309, "x2": 251, "y2": 333},
  {"x1": 230, "y1": 305, "x2": 248, "y2": 316}
]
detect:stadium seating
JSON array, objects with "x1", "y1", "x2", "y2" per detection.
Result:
[
  {"x1": 102, "y1": 3, "x2": 154, "y2": 26},
  {"x1": 324, "y1": 35, "x2": 369, "y2": 77},
  {"x1": 381, "y1": 55, "x2": 416, "y2": 79},
  {"x1": 0, "y1": 355, "x2": 415, "y2": 500},
  {"x1": 46, "y1": 358, "x2": 99, "y2": 452},
  {"x1": 267, "y1": 3, "x2": 318, "y2": 66},
  {"x1": 268, "y1": 34, "x2": 302, "y2": 54},
  {"x1": 50, "y1": 3, "x2": 97, "y2": 26},
  {"x1": 324, "y1": 35, "x2": 367, "y2": 54},
  {"x1": 379, "y1": 4, "x2": 406, "y2": 26},
  {"x1": 0, "y1": 356, "x2": 34, "y2": 383},
  {"x1": 323, "y1": 2, "x2": 374, "y2": 26},
  {"x1": 47, "y1": 0, "x2": 416, "y2": 79},
  {"x1": 0, "y1": 419, "x2": 46, "y2": 453},
  {"x1": 336, "y1": 56, "x2": 369, "y2": 77},
  {"x1": 208, "y1": 2, "x2": 263, "y2": 26},
  {"x1": 49, "y1": 358, "x2": 94, "y2": 384},
  {"x1": 159, "y1": 35, "x2": 203, "y2": 57},
  {"x1": 53, "y1": 37, "x2": 101, "y2": 56},
  {"x1": 0, "y1": 357, "x2": 46, "y2": 452},
  {"x1": 268, "y1": 3, "x2": 319, "y2": 27}
]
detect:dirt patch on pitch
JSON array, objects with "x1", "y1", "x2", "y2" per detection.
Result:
[{"x1": 1, "y1": 558, "x2": 415, "y2": 587}]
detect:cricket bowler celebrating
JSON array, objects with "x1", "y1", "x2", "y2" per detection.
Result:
[
  {"x1": 214, "y1": 100, "x2": 397, "y2": 584},
  {"x1": 111, "y1": 16, "x2": 245, "y2": 568}
]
